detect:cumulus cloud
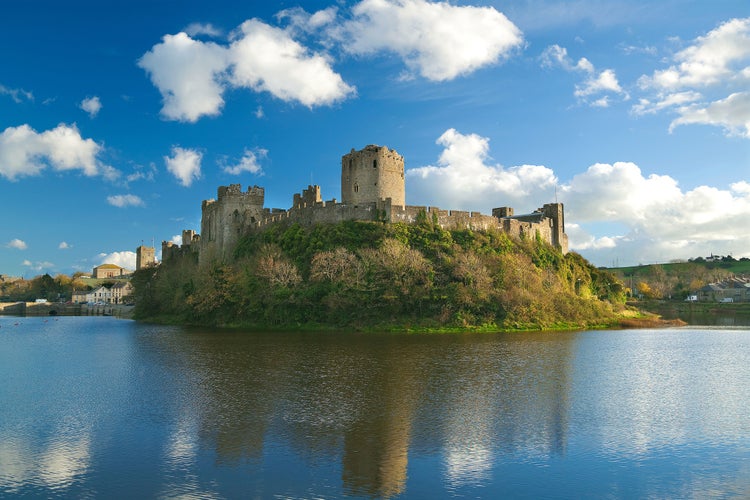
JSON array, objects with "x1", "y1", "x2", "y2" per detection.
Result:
[
  {"x1": 0, "y1": 123, "x2": 116, "y2": 181},
  {"x1": 406, "y1": 129, "x2": 557, "y2": 213},
  {"x1": 139, "y1": 18, "x2": 354, "y2": 122},
  {"x1": 107, "y1": 194, "x2": 145, "y2": 208},
  {"x1": 407, "y1": 129, "x2": 750, "y2": 265},
  {"x1": 184, "y1": 22, "x2": 223, "y2": 38},
  {"x1": 333, "y1": 0, "x2": 523, "y2": 81},
  {"x1": 228, "y1": 19, "x2": 355, "y2": 107},
  {"x1": 639, "y1": 17, "x2": 750, "y2": 91},
  {"x1": 276, "y1": 6, "x2": 338, "y2": 33},
  {"x1": 59, "y1": 242, "x2": 71, "y2": 249},
  {"x1": 80, "y1": 96, "x2": 102, "y2": 117},
  {"x1": 0, "y1": 83, "x2": 33, "y2": 103},
  {"x1": 222, "y1": 148, "x2": 266, "y2": 175},
  {"x1": 22, "y1": 260, "x2": 55, "y2": 272},
  {"x1": 97, "y1": 251, "x2": 136, "y2": 270},
  {"x1": 669, "y1": 92, "x2": 750, "y2": 138},
  {"x1": 631, "y1": 91, "x2": 703, "y2": 115},
  {"x1": 636, "y1": 17, "x2": 750, "y2": 138},
  {"x1": 138, "y1": 33, "x2": 229, "y2": 122},
  {"x1": 541, "y1": 44, "x2": 626, "y2": 106},
  {"x1": 561, "y1": 161, "x2": 750, "y2": 264},
  {"x1": 164, "y1": 146, "x2": 202, "y2": 186},
  {"x1": 6, "y1": 239, "x2": 27, "y2": 250}
]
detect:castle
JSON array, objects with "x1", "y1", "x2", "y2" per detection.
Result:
[{"x1": 162, "y1": 144, "x2": 568, "y2": 263}]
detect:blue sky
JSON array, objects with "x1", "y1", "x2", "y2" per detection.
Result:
[{"x1": 1, "y1": 0, "x2": 748, "y2": 277}]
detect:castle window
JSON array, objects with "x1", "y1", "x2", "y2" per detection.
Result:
[
  {"x1": 349, "y1": 159, "x2": 352, "y2": 169},
  {"x1": 354, "y1": 183, "x2": 359, "y2": 193},
  {"x1": 373, "y1": 159, "x2": 377, "y2": 168}
]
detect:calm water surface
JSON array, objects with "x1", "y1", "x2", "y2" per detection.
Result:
[{"x1": 1, "y1": 317, "x2": 749, "y2": 498}]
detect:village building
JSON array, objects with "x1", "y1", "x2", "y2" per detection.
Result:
[
  {"x1": 111, "y1": 281, "x2": 134, "y2": 304},
  {"x1": 86, "y1": 285, "x2": 112, "y2": 304},
  {"x1": 93, "y1": 263, "x2": 129, "y2": 279},
  {"x1": 71, "y1": 282, "x2": 134, "y2": 305},
  {"x1": 697, "y1": 277, "x2": 750, "y2": 302}
]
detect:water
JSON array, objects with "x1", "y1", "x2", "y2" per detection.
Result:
[{"x1": 1, "y1": 317, "x2": 749, "y2": 498}]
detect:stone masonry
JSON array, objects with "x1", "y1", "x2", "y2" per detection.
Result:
[{"x1": 163, "y1": 144, "x2": 568, "y2": 263}]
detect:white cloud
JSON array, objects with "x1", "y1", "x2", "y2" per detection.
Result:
[
  {"x1": 540, "y1": 44, "x2": 592, "y2": 72},
  {"x1": 164, "y1": 146, "x2": 202, "y2": 187},
  {"x1": 407, "y1": 128, "x2": 750, "y2": 265},
  {"x1": 138, "y1": 33, "x2": 229, "y2": 123},
  {"x1": 276, "y1": 6, "x2": 338, "y2": 33},
  {"x1": 575, "y1": 69, "x2": 624, "y2": 98},
  {"x1": 0, "y1": 83, "x2": 33, "y2": 103},
  {"x1": 125, "y1": 163, "x2": 158, "y2": 185},
  {"x1": 406, "y1": 129, "x2": 557, "y2": 212},
  {"x1": 22, "y1": 260, "x2": 55, "y2": 272},
  {"x1": 80, "y1": 96, "x2": 102, "y2": 118},
  {"x1": 561, "y1": 161, "x2": 750, "y2": 265},
  {"x1": 170, "y1": 234, "x2": 183, "y2": 245},
  {"x1": 631, "y1": 91, "x2": 703, "y2": 115},
  {"x1": 640, "y1": 17, "x2": 750, "y2": 91},
  {"x1": 565, "y1": 224, "x2": 619, "y2": 250},
  {"x1": 97, "y1": 251, "x2": 136, "y2": 270},
  {"x1": 139, "y1": 18, "x2": 354, "y2": 122},
  {"x1": 334, "y1": 0, "x2": 523, "y2": 81},
  {"x1": 0, "y1": 123, "x2": 116, "y2": 181},
  {"x1": 59, "y1": 242, "x2": 71, "y2": 249},
  {"x1": 6, "y1": 239, "x2": 27, "y2": 250},
  {"x1": 107, "y1": 194, "x2": 145, "y2": 208},
  {"x1": 541, "y1": 44, "x2": 627, "y2": 106},
  {"x1": 635, "y1": 17, "x2": 750, "y2": 139},
  {"x1": 184, "y1": 22, "x2": 223, "y2": 38},
  {"x1": 222, "y1": 149, "x2": 266, "y2": 175},
  {"x1": 228, "y1": 19, "x2": 355, "y2": 108},
  {"x1": 669, "y1": 92, "x2": 750, "y2": 138}
]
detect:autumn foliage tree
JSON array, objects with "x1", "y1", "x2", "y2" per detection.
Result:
[{"x1": 133, "y1": 218, "x2": 623, "y2": 330}]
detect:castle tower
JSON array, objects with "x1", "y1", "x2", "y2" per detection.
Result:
[
  {"x1": 200, "y1": 184, "x2": 265, "y2": 263},
  {"x1": 341, "y1": 145, "x2": 405, "y2": 207},
  {"x1": 136, "y1": 245, "x2": 155, "y2": 269},
  {"x1": 182, "y1": 230, "x2": 197, "y2": 246},
  {"x1": 542, "y1": 203, "x2": 568, "y2": 254}
]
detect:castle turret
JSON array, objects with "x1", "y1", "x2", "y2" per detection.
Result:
[
  {"x1": 542, "y1": 203, "x2": 567, "y2": 254},
  {"x1": 136, "y1": 245, "x2": 155, "y2": 269},
  {"x1": 200, "y1": 184, "x2": 265, "y2": 263},
  {"x1": 341, "y1": 145, "x2": 405, "y2": 207}
]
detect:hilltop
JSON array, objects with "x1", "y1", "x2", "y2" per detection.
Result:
[{"x1": 132, "y1": 217, "x2": 629, "y2": 331}]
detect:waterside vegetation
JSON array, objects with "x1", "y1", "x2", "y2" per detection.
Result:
[{"x1": 132, "y1": 217, "x2": 634, "y2": 331}]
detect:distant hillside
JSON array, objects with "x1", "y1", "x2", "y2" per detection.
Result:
[
  {"x1": 132, "y1": 219, "x2": 628, "y2": 332},
  {"x1": 606, "y1": 256, "x2": 750, "y2": 300}
]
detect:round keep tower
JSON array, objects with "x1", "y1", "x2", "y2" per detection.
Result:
[{"x1": 341, "y1": 145, "x2": 405, "y2": 207}]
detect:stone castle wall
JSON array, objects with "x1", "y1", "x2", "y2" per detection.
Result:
[{"x1": 163, "y1": 145, "x2": 568, "y2": 264}]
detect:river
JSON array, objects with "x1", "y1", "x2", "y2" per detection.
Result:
[{"x1": 1, "y1": 317, "x2": 749, "y2": 498}]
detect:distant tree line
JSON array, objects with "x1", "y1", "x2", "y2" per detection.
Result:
[
  {"x1": 0, "y1": 272, "x2": 95, "y2": 302},
  {"x1": 613, "y1": 256, "x2": 750, "y2": 300},
  {"x1": 132, "y1": 217, "x2": 626, "y2": 331}
]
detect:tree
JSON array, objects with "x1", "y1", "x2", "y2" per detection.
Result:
[{"x1": 254, "y1": 244, "x2": 302, "y2": 288}]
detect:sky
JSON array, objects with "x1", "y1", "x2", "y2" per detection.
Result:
[{"x1": 0, "y1": 0, "x2": 749, "y2": 277}]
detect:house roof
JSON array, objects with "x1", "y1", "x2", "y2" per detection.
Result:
[{"x1": 95, "y1": 263, "x2": 123, "y2": 270}]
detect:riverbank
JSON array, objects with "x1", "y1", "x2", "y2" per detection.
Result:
[
  {"x1": 0, "y1": 301, "x2": 134, "y2": 319},
  {"x1": 631, "y1": 300, "x2": 750, "y2": 327}
]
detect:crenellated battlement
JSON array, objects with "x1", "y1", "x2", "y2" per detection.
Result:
[{"x1": 164, "y1": 144, "x2": 567, "y2": 264}]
